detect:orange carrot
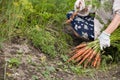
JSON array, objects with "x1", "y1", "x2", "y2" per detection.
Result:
[
  {"x1": 75, "y1": 48, "x2": 84, "y2": 53},
  {"x1": 78, "y1": 48, "x2": 92, "y2": 58},
  {"x1": 75, "y1": 48, "x2": 91, "y2": 62},
  {"x1": 69, "y1": 46, "x2": 85, "y2": 55},
  {"x1": 67, "y1": 47, "x2": 87, "y2": 62},
  {"x1": 78, "y1": 49, "x2": 94, "y2": 66},
  {"x1": 75, "y1": 43, "x2": 87, "y2": 49},
  {"x1": 96, "y1": 56, "x2": 101, "y2": 68},
  {"x1": 84, "y1": 50, "x2": 97, "y2": 68},
  {"x1": 92, "y1": 53, "x2": 100, "y2": 67}
]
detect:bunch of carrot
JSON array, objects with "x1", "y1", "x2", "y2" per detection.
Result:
[
  {"x1": 67, "y1": 26, "x2": 120, "y2": 68},
  {"x1": 67, "y1": 40, "x2": 101, "y2": 68}
]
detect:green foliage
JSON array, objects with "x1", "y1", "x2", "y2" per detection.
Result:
[
  {"x1": 24, "y1": 0, "x2": 74, "y2": 57},
  {"x1": 0, "y1": 0, "x2": 73, "y2": 57},
  {"x1": 32, "y1": 75, "x2": 39, "y2": 80},
  {"x1": 45, "y1": 66, "x2": 56, "y2": 72},
  {"x1": 28, "y1": 27, "x2": 57, "y2": 57},
  {"x1": 109, "y1": 27, "x2": 120, "y2": 62},
  {"x1": 8, "y1": 58, "x2": 21, "y2": 67},
  {"x1": 70, "y1": 66, "x2": 83, "y2": 74},
  {"x1": 41, "y1": 66, "x2": 56, "y2": 79},
  {"x1": 61, "y1": 54, "x2": 69, "y2": 62},
  {"x1": 0, "y1": 0, "x2": 30, "y2": 39}
]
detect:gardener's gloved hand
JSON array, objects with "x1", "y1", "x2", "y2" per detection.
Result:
[{"x1": 98, "y1": 31, "x2": 111, "y2": 50}]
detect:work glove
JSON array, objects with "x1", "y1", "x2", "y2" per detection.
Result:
[{"x1": 98, "y1": 31, "x2": 111, "y2": 50}]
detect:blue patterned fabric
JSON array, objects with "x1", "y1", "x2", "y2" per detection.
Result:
[{"x1": 67, "y1": 11, "x2": 95, "y2": 40}]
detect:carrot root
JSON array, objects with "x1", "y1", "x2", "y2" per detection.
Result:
[
  {"x1": 84, "y1": 50, "x2": 97, "y2": 68},
  {"x1": 92, "y1": 53, "x2": 100, "y2": 67},
  {"x1": 78, "y1": 49, "x2": 94, "y2": 66},
  {"x1": 67, "y1": 47, "x2": 87, "y2": 62},
  {"x1": 75, "y1": 48, "x2": 91, "y2": 63},
  {"x1": 75, "y1": 43, "x2": 87, "y2": 49}
]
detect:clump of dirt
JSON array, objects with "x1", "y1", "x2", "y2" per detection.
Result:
[{"x1": 0, "y1": 39, "x2": 120, "y2": 80}]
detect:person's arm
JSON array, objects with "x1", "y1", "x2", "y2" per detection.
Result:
[
  {"x1": 98, "y1": 0, "x2": 120, "y2": 50},
  {"x1": 65, "y1": 0, "x2": 81, "y2": 24},
  {"x1": 105, "y1": 0, "x2": 120, "y2": 34},
  {"x1": 104, "y1": 13, "x2": 120, "y2": 34},
  {"x1": 98, "y1": 13, "x2": 120, "y2": 50}
]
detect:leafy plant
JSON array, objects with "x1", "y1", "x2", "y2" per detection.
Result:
[
  {"x1": 61, "y1": 54, "x2": 69, "y2": 62},
  {"x1": 32, "y1": 75, "x2": 39, "y2": 80},
  {"x1": 70, "y1": 66, "x2": 82, "y2": 74},
  {"x1": 8, "y1": 58, "x2": 21, "y2": 67}
]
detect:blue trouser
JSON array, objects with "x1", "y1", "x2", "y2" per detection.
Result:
[{"x1": 67, "y1": 11, "x2": 95, "y2": 40}]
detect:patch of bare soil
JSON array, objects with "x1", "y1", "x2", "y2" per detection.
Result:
[
  {"x1": 0, "y1": 39, "x2": 120, "y2": 80},
  {"x1": 92, "y1": 66, "x2": 120, "y2": 80}
]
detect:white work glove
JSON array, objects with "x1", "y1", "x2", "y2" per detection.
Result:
[{"x1": 98, "y1": 31, "x2": 111, "y2": 50}]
